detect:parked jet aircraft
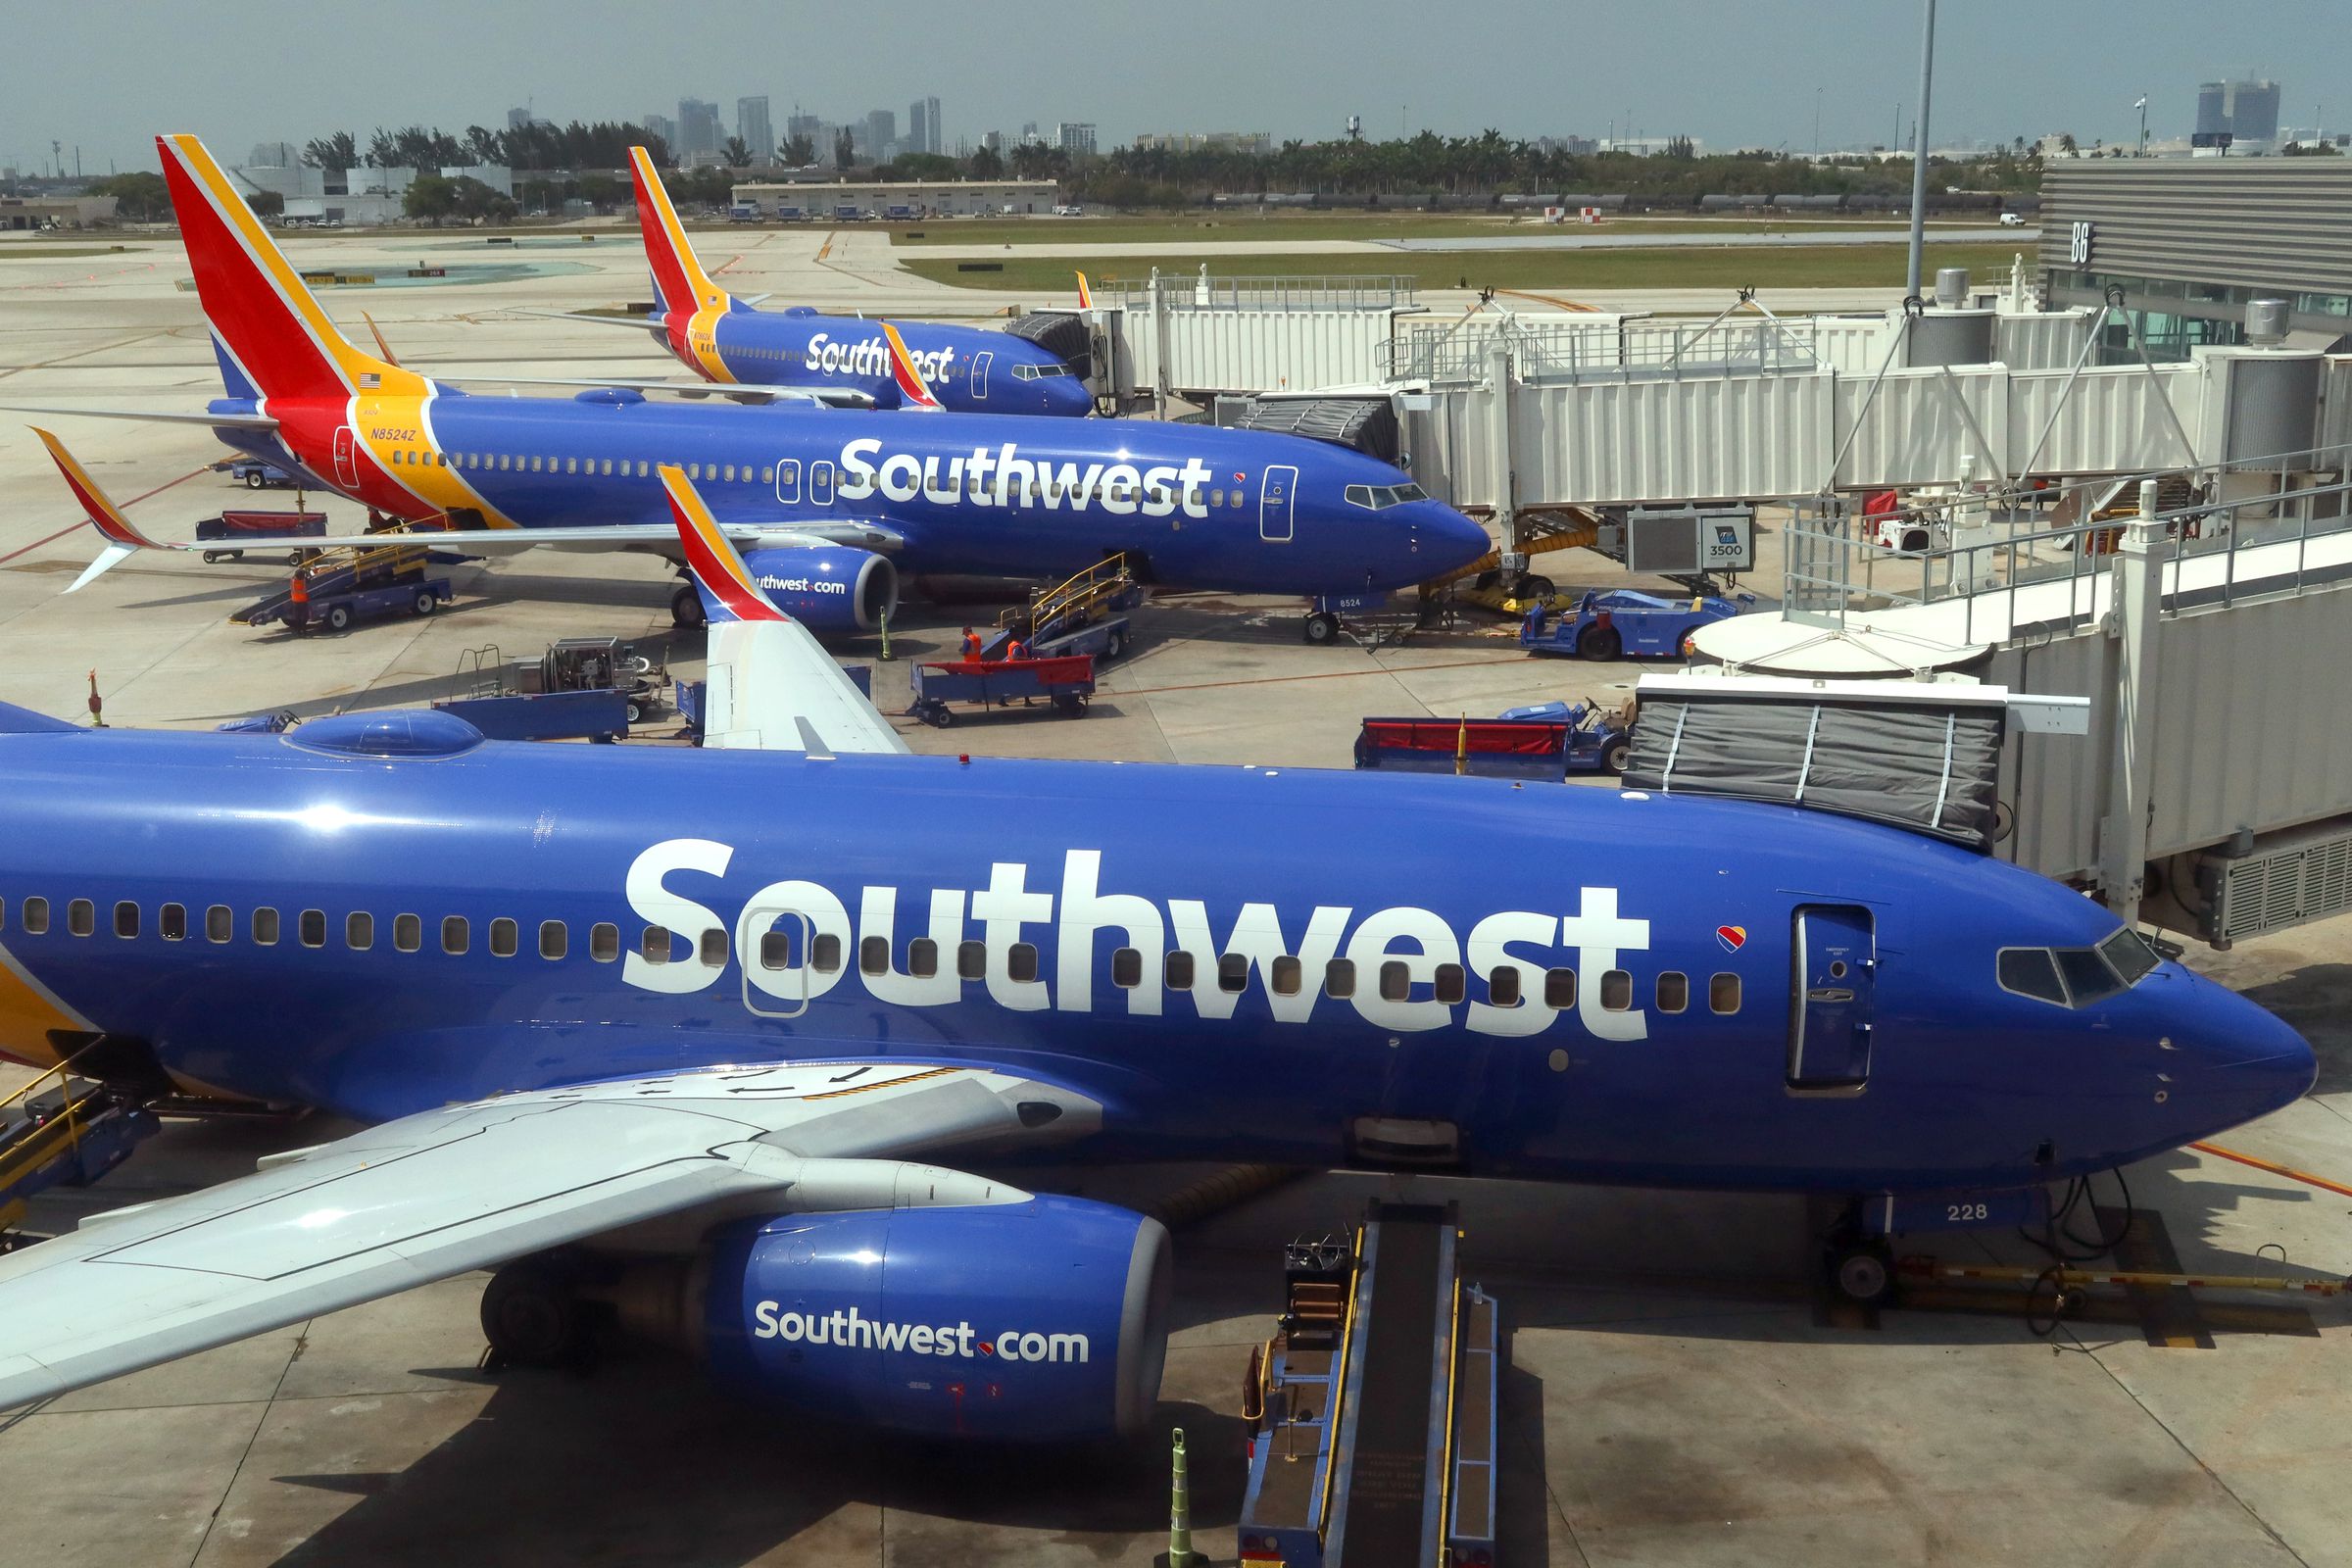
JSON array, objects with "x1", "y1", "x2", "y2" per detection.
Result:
[
  {"x1": 17, "y1": 135, "x2": 1486, "y2": 636},
  {"x1": 0, "y1": 467, "x2": 2314, "y2": 1439},
  {"x1": 562, "y1": 147, "x2": 1096, "y2": 416}
]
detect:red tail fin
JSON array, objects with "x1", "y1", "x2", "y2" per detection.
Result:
[
  {"x1": 156, "y1": 133, "x2": 391, "y2": 403},
  {"x1": 628, "y1": 147, "x2": 728, "y2": 319}
]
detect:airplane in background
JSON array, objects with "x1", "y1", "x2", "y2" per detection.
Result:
[
  {"x1": 540, "y1": 147, "x2": 1096, "y2": 417},
  {"x1": 13, "y1": 134, "x2": 1488, "y2": 638},
  {"x1": 0, "y1": 465, "x2": 2315, "y2": 1441}
]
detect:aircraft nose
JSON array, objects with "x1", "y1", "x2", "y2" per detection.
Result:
[
  {"x1": 1046, "y1": 377, "x2": 1093, "y2": 416},
  {"x1": 2180, "y1": 982, "x2": 2315, "y2": 1128},
  {"x1": 1417, "y1": 501, "x2": 1494, "y2": 576}
]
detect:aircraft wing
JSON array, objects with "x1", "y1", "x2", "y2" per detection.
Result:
[
  {"x1": 436, "y1": 371, "x2": 877, "y2": 410},
  {"x1": 663, "y1": 465, "x2": 911, "y2": 757},
  {"x1": 402, "y1": 518, "x2": 906, "y2": 556},
  {"x1": 0, "y1": 1061, "x2": 1097, "y2": 1410}
]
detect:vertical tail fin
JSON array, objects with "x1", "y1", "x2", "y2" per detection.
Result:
[
  {"x1": 1075, "y1": 270, "x2": 1094, "y2": 310},
  {"x1": 627, "y1": 147, "x2": 729, "y2": 319},
  {"x1": 661, "y1": 466, "x2": 785, "y2": 624},
  {"x1": 155, "y1": 134, "x2": 395, "y2": 403},
  {"x1": 880, "y1": 323, "x2": 945, "y2": 412}
]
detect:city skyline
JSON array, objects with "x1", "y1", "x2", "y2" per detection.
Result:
[{"x1": 9, "y1": 0, "x2": 2349, "y2": 176}]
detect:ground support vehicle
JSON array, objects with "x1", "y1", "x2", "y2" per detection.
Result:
[
  {"x1": 195, "y1": 509, "x2": 325, "y2": 564},
  {"x1": 216, "y1": 456, "x2": 299, "y2": 490},
  {"x1": 991, "y1": 556, "x2": 1144, "y2": 663},
  {"x1": 1356, "y1": 701, "x2": 1632, "y2": 780},
  {"x1": 1520, "y1": 588, "x2": 1752, "y2": 661},
  {"x1": 233, "y1": 543, "x2": 450, "y2": 634},
  {"x1": 906, "y1": 655, "x2": 1096, "y2": 726}
]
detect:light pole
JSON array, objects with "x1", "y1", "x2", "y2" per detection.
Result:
[
  {"x1": 2136, "y1": 96, "x2": 2149, "y2": 157},
  {"x1": 1904, "y1": 0, "x2": 1937, "y2": 298}
]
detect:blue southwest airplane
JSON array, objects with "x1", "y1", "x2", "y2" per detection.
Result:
[
  {"x1": 21, "y1": 135, "x2": 1485, "y2": 636},
  {"x1": 0, "y1": 466, "x2": 2315, "y2": 1441},
  {"x1": 545, "y1": 146, "x2": 1094, "y2": 417}
]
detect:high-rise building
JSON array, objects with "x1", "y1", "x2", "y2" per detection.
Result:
[
  {"x1": 643, "y1": 114, "x2": 677, "y2": 152},
  {"x1": 2196, "y1": 77, "x2": 2282, "y2": 143},
  {"x1": 861, "y1": 109, "x2": 897, "y2": 161},
  {"x1": 786, "y1": 110, "x2": 822, "y2": 144},
  {"x1": 922, "y1": 96, "x2": 942, "y2": 154},
  {"x1": 736, "y1": 96, "x2": 772, "y2": 161},
  {"x1": 677, "y1": 98, "x2": 722, "y2": 160},
  {"x1": 907, "y1": 101, "x2": 928, "y2": 158},
  {"x1": 506, "y1": 107, "x2": 536, "y2": 131},
  {"x1": 1054, "y1": 122, "x2": 1097, "y2": 157},
  {"x1": 1020, "y1": 122, "x2": 1040, "y2": 146},
  {"x1": 981, "y1": 129, "x2": 1004, "y2": 154}
]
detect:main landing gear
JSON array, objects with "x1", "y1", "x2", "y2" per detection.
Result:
[
  {"x1": 671, "y1": 581, "x2": 706, "y2": 630},
  {"x1": 1302, "y1": 611, "x2": 1341, "y2": 646},
  {"x1": 480, "y1": 1256, "x2": 590, "y2": 1369},
  {"x1": 1823, "y1": 1232, "x2": 1899, "y2": 1309}
]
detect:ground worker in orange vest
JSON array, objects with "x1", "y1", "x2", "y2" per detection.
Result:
[
  {"x1": 1004, "y1": 635, "x2": 1029, "y2": 662},
  {"x1": 960, "y1": 626, "x2": 983, "y2": 661},
  {"x1": 289, "y1": 570, "x2": 310, "y2": 626}
]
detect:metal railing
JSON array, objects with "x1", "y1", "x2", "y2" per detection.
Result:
[
  {"x1": 1779, "y1": 439, "x2": 2352, "y2": 648},
  {"x1": 1382, "y1": 306, "x2": 1822, "y2": 385},
  {"x1": 1086, "y1": 270, "x2": 1417, "y2": 314}
]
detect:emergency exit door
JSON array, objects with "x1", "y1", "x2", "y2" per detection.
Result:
[
  {"x1": 1260, "y1": 465, "x2": 1297, "y2": 542},
  {"x1": 1788, "y1": 905, "x2": 1875, "y2": 1089},
  {"x1": 968, "y1": 351, "x2": 992, "y2": 402}
]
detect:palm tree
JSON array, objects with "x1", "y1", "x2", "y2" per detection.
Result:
[{"x1": 722, "y1": 136, "x2": 753, "y2": 168}]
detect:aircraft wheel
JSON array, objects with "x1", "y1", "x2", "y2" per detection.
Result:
[
  {"x1": 1825, "y1": 1237, "x2": 1897, "y2": 1309},
  {"x1": 1518, "y1": 574, "x2": 1555, "y2": 603},
  {"x1": 1601, "y1": 737, "x2": 1632, "y2": 775},
  {"x1": 324, "y1": 604, "x2": 353, "y2": 633},
  {"x1": 1303, "y1": 612, "x2": 1340, "y2": 646},
  {"x1": 480, "y1": 1258, "x2": 582, "y2": 1368},
  {"x1": 1576, "y1": 624, "x2": 1620, "y2": 661},
  {"x1": 670, "y1": 583, "x2": 705, "y2": 630},
  {"x1": 414, "y1": 590, "x2": 438, "y2": 615},
  {"x1": 1054, "y1": 692, "x2": 1089, "y2": 716}
]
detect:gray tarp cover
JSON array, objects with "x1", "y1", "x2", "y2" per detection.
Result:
[{"x1": 1624, "y1": 697, "x2": 2002, "y2": 851}]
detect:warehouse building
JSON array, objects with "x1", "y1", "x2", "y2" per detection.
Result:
[{"x1": 730, "y1": 177, "x2": 1056, "y2": 217}]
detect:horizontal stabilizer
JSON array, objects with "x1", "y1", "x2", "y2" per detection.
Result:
[{"x1": 0, "y1": 404, "x2": 277, "y2": 429}]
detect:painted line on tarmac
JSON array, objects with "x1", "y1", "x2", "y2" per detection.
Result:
[{"x1": 0, "y1": 465, "x2": 209, "y2": 564}]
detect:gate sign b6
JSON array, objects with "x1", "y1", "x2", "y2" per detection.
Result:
[{"x1": 2068, "y1": 220, "x2": 2094, "y2": 266}]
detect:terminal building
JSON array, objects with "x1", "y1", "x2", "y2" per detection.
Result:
[
  {"x1": 730, "y1": 177, "x2": 1056, "y2": 217},
  {"x1": 2038, "y1": 159, "x2": 2352, "y2": 360}
]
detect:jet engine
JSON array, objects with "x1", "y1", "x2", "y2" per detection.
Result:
[
  {"x1": 737, "y1": 545, "x2": 898, "y2": 633},
  {"x1": 612, "y1": 1196, "x2": 1171, "y2": 1441}
]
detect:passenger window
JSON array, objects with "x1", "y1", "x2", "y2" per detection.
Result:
[
  {"x1": 812, "y1": 932, "x2": 843, "y2": 972},
  {"x1": 1708, "y1": 973, "x2": 1741, "y2": 1014},
  {"x1": 1112, "y1": 947, "x2": 1143, "y2": 988},
  {"x1": 22, "y1": 897, "x2": 47, "y2": 935},
  {"x1": 1599, "y1": 970, "x2": 1632, "y2": 1010},
  {"x1": 956, "y1": 939, "x2": 986, "y2": 980},
  {"x1": 1544, "y1": 967, "x2": 1577, "y2": 1008},
  {"x1": 699, "y1": 928, "x2": 728, "y2": 968},
  {"x1": 1325, "y1": 957, "x2": 1355, "y2": 999},
  {"x1": 489, "y1": 918, "x2": 517, "y2": 958},
  {"x1": 1488, "y1": 966, "x2": 1521, "y2": 1006},
  {"x1": 760, "y1": 931, "x2": 791, "y2": 969},
  {"x1": 776, "y1": 460, "x2": 801, "y2": 502},
  {"x1": 1270, "y1": 956, "x2": 1302, "y2": 996},
  {"x1": 540, "y1": 920, "x2": 566, "y2": 960},
  {"x1": 1217, "y1": 953, "x2": 1250, "y2": 994},
  {"x1": 590, "y1": 922, "x2": 618, "y2": 961},
  {"x1": 564, "y1": 458, "x2": 577, "y2": 474},
  {"x1": 299, "y1": 909, "x2": 326, "y2": 948},
  {"x1": 860, "y1": 935, "x2": 890, "y2": 975},
  {"x1": 723, "y1": 465, "x2": 737, "y2": 483},
  {"x1": 1434, "y1": 963, "x2": 1465, "y2": 1004},
  {"x1": 761, "y1": 466, "x2": 775, "y2": 485},
  {"x1": 443, "y1": 916, "x2": 469, "y2": 956},
  {"x1": 160, "y1": 903, "x2": 186, "y2": 942},
  {"x1": 347, "y1": 912, "x2": 372, "y2": 951},
  {"x1": 251, "y1": 906, "x2": 278, "y2": 946},
  {"x1": 688, "y1": 462, "x2": 702, "y2": 480},
  {"x1": 641, "y1": 925, "x2": 670, "y2": 964},
  {"x1": 908, "y1": 938, "x2": 938, "y2": 978},
  {"x1": 1007, "y1": 943, "x2": 1039, "y2": 983},
  {"x1": 600, "y1": 459, "x2": 612, "y2": 476},
  {"x1": 394, "y1": 913, "x2": 421, "y2": 952},
  {"x1": 1165, "y1": 951, "x2": 1196, "y2": 990},
  {"x1": 69, "y1": 899, "x2": 94, "y2": 937},
  {"x1": 1657, "y1": 971, "x2": 1689, "y2": 1012},
  {"x1": 114, "y1": 901, "x2": 138, "y2": 939},
  {"x1": 1379, "y1": 960, "x2": 1410, "y2": 1002},
  {"x1": 205, "y1": 905, "x2": 231, "y2": 943}
]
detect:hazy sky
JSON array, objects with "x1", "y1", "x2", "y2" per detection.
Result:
[{"x1": 10, "y1": 0, "x2": 2344, "y2": 175}]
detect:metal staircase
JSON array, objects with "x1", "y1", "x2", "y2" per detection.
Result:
[{"x1": 0, "y1": 1059, "x2": 158, "y2": 1244}]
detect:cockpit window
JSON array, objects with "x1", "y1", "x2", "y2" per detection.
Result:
[
  {"x1": 1997, "y1": 948, "x2": 2067, "y2": 1005},
  {"x1": 2098, "y1": 928, "x2": 2160, "y2": 986},
  {"x1": 1344, "y1": 482, "x2": 1427, "y2": 512},
  {"x1": 2000, "y1": 931, "x2": 2160, "y2": 1009}
]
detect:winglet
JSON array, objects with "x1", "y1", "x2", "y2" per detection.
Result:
[
  {"x1": 880, "y1": 322, "x2": 944, "y2": 412},
  {"x1": 659, "y1": 465, "x2": 786, "y2": 624},
  {"x1": 627, "y1": 146, "x2": 729, "y2": 318},
  {"x1": 1075, "y1": 270, "x2": 1094, "y2": 310},
  {"x1": 34, "y1": 428, "x2": 162, "y2": 592}
]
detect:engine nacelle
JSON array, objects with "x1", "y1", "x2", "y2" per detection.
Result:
[
  {"x1": 737, "y1": 545, "x2": 898, "y2": 633},
  {"x1": 690, "y1": 1198, "x2": 1171, "y2": 1441}
]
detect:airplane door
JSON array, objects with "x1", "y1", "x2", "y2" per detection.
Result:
[
  {"x1": 1788, "y1": 905, "x2": 1876, "y2": 1089},
  {"x1": 1260, "y1": 465, "x2": 1297, "y2": 542},
  {"x1": 809, "y1": 460, "x2": 834, "y2": 507},
  {"x1": 969, "y1": 350, "x2": 992, "y2": 402},
  {"x1": 332, "y1": 426, "x2": 360, "y2": 489},
  {"x1": 742, "y1": 907, "x2": 815, "y2": 1019}
]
